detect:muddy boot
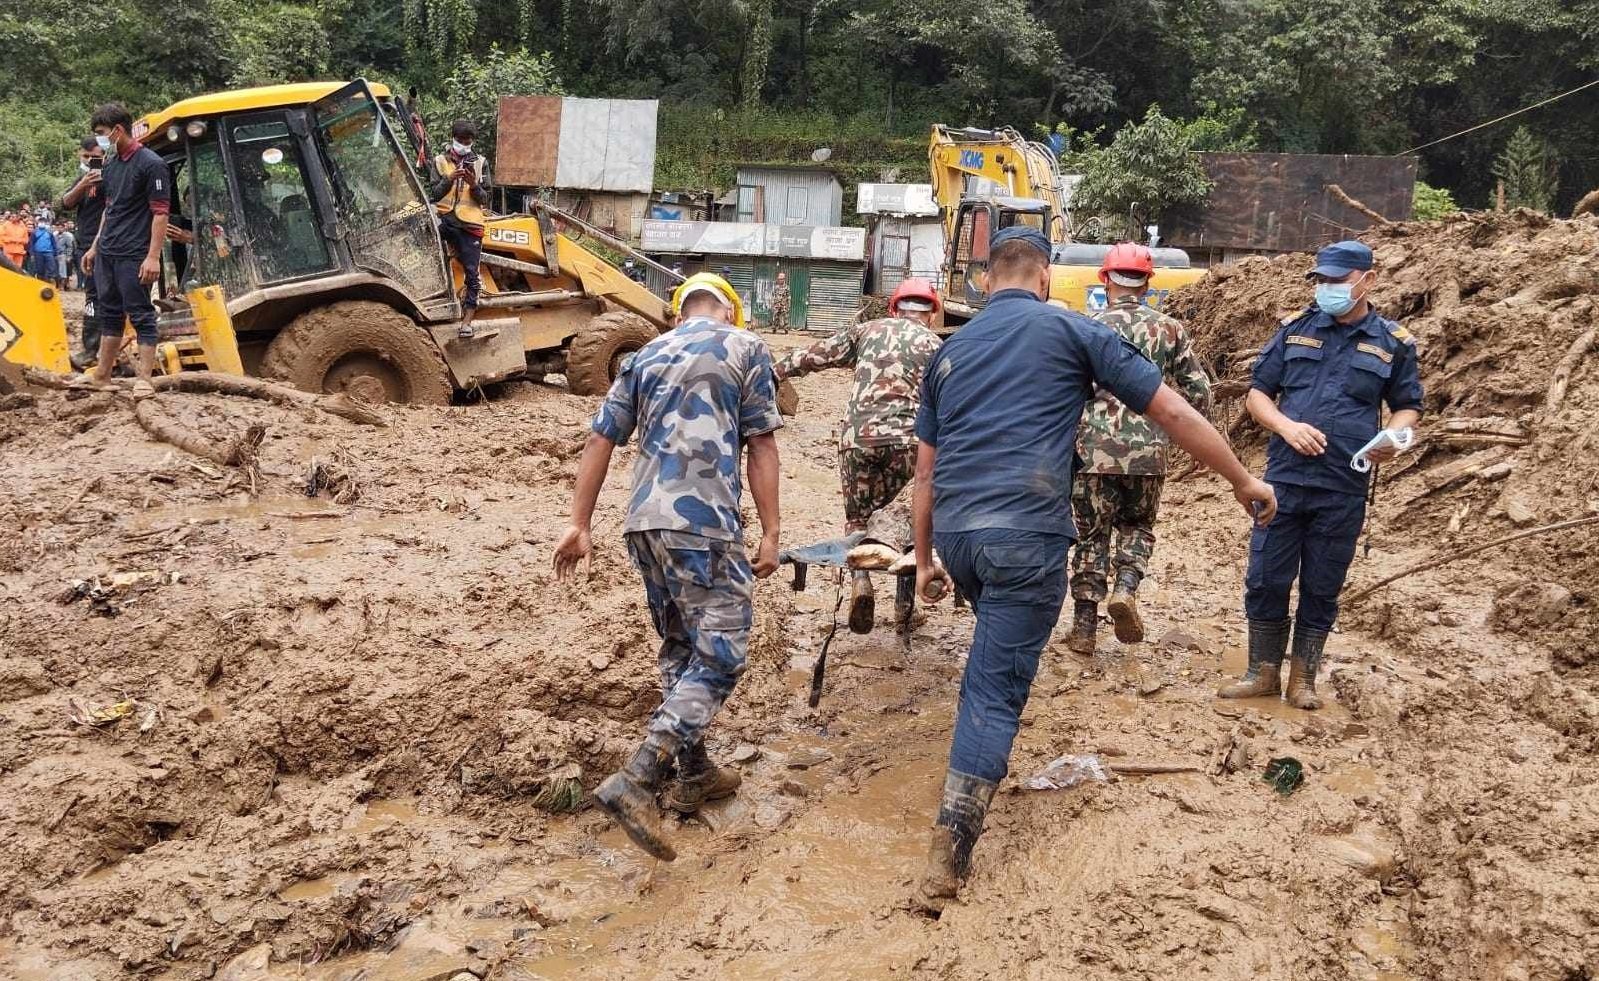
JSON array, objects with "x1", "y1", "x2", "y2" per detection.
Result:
[
  {"x1": 594, "y1": 741, "x2": 678, "y2": 861},
  {"x1": 1285, "y1": 624, "x2": 1329, "y2": 710},
  {"x1": 915, "y1": 770, "x2": 998, "y2": 916},
  {"x1": 1066, "y1": 599, "x2": 1098, "y2": 655},
  {"x1": 894, "y1": 572, "x2": 916, "y2": 628},
  {"x1": 664, "y1": 740, "x2": 741, "y2": 814},
  {"x1": 1217, "y1": 618, "x2": 1289, "y2": 699},
  {"x1": 848, "y1": 570, "x2": 876, "y2": 634},
  {"x1": 1106, "y1": 570, "x2": 1145, "y2": 643}
]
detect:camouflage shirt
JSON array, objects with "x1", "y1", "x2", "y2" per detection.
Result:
[
  {"x1": 1076, "y1": 297, "x2": 1212, "y2": 475},
  {"x1": 593, "y1": 318, "x2": 784, "y2": 541},
  {"x1": 774, "y1": 317, "x2": 942, "y2": 449}
]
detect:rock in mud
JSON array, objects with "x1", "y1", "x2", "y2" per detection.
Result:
[
  {"x1": 731, "y1": 743, "x2": 761, "y2": 764},
  {"x1": 0, "y1": 658, "x2": 51, "y2": 701}
]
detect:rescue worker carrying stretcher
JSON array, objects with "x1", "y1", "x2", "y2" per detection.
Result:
[
  {"x1": 1218, "y1": 240, "x2": 1423, "y2": 710},
  {"x1": 1068, "y1": 243, "x2": 1212, "y2": 654},
  {"x1": 774, "y1": 278, "x2": 943, "y2": 632}
]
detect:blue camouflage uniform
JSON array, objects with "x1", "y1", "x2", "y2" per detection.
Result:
[
  {"x1": 592, "y1": 317, "x2": 783, "y2": 753},
  {"x1": 916, "y1": 232, "x2": 1163, "y2": 786},
  {"x1": 1246, "y1": 272, "x2": 1424, "y2": 632}
]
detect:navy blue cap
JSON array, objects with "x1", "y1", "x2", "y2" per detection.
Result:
[
  {"x1": 1307, "y1": 240, "x2": 1374, "y2": 279},
  {"x1": 991, "y1": 225, "x2": 1052, "y2": 258}
]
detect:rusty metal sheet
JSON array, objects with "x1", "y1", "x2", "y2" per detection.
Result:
[
  {"x1": 495, "y1": 96, "x2": 563, "y2": 188},
  {"x1": 1166, "y1": 153, "x2": 1418, "y2": 253}
]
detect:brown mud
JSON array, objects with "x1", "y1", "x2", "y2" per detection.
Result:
[{"x1": 2, "y1": 236, "x2": 1597, "y2": 980}]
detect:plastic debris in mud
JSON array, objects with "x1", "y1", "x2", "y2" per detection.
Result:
[
  {"x1": 1023, "y1": 753, "x2": 1111, "y2": 791},
  {"x1": 1263, "y1": 756, "x2": 1305, "y2": 796}
]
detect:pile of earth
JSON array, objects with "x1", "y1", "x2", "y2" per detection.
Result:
[{"x1": 1167, "y1": 209, "x2": 1599, "y2": 662}]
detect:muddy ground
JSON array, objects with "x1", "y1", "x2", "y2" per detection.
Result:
[{"x1": 2, "y1": 237, "x2": 1597, "y2": 979}]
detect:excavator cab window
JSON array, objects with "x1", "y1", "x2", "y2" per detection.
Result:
[
  {"x1": 224, "y1": 115, "x2": 337, "y2": 284},
  {"x1": 950, "y1": 202, "x2": 995, "y2": 307}
]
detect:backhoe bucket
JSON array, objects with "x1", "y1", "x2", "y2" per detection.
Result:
[{"x1": 0, "y1": 267, "x2": 71, "y2": 379}]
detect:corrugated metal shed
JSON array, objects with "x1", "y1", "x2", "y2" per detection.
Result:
[{"x1": 734, "y1": 166, "x2": 844, "y2": 227}]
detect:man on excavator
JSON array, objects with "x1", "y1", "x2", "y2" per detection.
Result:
[
  {"x1": 1067, "y1": 243, "x2": 1212, "y2": 654},
  {"x1": 774, "y1": 277, "x2": 943, "y2": 631},
  {"x1": 429, "y1": 119, "x2": 490, "y2": 339}
]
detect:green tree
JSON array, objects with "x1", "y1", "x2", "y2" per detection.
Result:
[
  {"x1": 437, "y1": 46, "x2": 565, "y2": 167},
  {"x1": 1411, "y1": 181, "x2": 1459, "y2": 220},
  {"x1": 1491, "y1": 126, "x2": 1558, "y2": 212},
  {"x1": 1070, "y1": 106, "x2": 1214, "y2": 240}
]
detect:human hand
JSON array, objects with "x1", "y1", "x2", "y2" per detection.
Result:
[
  {"x1": 1234, "y1": 478, "x2": 1277, "y2": 526},
  {"x1": 80, "y1": 169, "x2": 103, "y2": 188},
  {"x1": 80, "y1": 248, "x2": 95, "y2": 275},
  {"x1": 916, "y1": 557, "x2": 949, "y2": 603},
  {"x1": 137, "y1": 255, "x2": 160, "y2": 285},
  {"x1": 752, "y1": 531, "x2": 779, "y2": 579},
  {"x1": 1366, "y1": 443, "x2": 1400, "y2": 464},
  {"x1": 165, "y1": 226, "x2": 194, "y2": 245},
  {"x1": 1277, "y1": 420, "x2": 1327, "y2": 456},
  {"x1": 552, "y1": 525, "x2": 592, "y2": 581}
]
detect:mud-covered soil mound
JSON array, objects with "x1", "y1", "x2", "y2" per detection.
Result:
[{"x1": 1169, "y1": 210, "x2": 1599, "y2": 661}]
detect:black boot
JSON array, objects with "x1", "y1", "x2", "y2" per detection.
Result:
[
  {"x1": 1217, "y1": 618, "x2": 1290, "y2": 699},
  {"x1": 1066, "y1": 599, "x2": 1098, "y2": 655},
  {"x1": 1285, "y1": 624, "x2": 1329, "y2": 710},
  {"x1": 1106, "y1": 569, "x2": 1145, "y2": 643},
  {"x1": 848, "y1": 570, "x2": 875, "y2": 634},
  {"x1": 664, "y1": 739, "x2": 742, "y2": 813},
  {"x1": 594, "y1": 740, "x2": 678, "y2": 861},
  {"x1": 915, "y1": 770, "x2": 998, "y2": 915}
]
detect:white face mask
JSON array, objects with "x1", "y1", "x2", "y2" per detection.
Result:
[{"x1": 451, "y1": 140, "x2": 472, "y2": 156}]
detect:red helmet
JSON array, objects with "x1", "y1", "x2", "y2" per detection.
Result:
[
  {"x1": 889, "y1": 277, "x2": 941, "y2": 315},
  {"x1": 1098, "y1": 242, "x2": 1155, "y2": 286}
]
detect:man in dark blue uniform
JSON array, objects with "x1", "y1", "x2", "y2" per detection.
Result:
[
  {"x1": 1218, "y1": 240, "x2": 1423, "y2": 710},
  {"x1": 910, "y1": 227, "x2": 1278, "y2": 913}
]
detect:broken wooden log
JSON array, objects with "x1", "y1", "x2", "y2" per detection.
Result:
[
  {"x1": 1344, "y1": 515, "x2": 1599, "y2": 605},
  {"x1": 1326, "y1": 183, "x2": 1391, "y2": 225},
  {"x1": 133, "y1": 399, "x2": 266, "y2": 469},
  {"x1": 151, "y1": 372, "x2": 387, "y2": 426},
  {"x1": 1398, "y1": 447, "x2": 1507, "y2": 505},
  {"x1": 1546, "y1": 325, "x2": 1596, "y2": 413}
]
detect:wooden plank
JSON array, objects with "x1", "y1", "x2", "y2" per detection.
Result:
[{"x1": 496, "y1": 96, "x2": 562, "y2": 188}]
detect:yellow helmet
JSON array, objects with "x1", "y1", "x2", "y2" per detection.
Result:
[{"x1": 671, "y1": 272, "x2": 747, "y2": 328}]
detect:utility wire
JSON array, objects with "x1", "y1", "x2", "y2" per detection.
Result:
[{"x1": 1403, "y1": 77, "x2": 1599, "y2": 154}]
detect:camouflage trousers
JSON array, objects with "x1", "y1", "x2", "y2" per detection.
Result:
[
  {"x1": 770, "y1": 299, "x2": 790, "y2": 333},
  {"x1": 626, "y1": 530, "x2": 754, "y2": 753},
  {"x1": 1070, "y1": 473, "x2": 1166, "y2": 601},
  {"x1": 840, "y1": 444, "x2": 916, "y2": 532}
]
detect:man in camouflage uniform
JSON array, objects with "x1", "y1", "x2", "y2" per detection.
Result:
[
  {"x1": 769, "y1": 269, "x2": 792, "y2": 333},
  {"x1": 1068, "y1": 244, "x2": 1212, "y2": 654},
  {"x1": 554, "y1": 273, "x2": 783, "y2": 861},
  {"x1": 774, "y1": 277, "x2": 943, "y2": 632}
]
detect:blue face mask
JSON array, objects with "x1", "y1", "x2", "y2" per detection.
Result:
[
  {"x1": 1315, "y1": 274, "x2": 1368, "y2": 317},
  {"x1": 95, "y1": 134, "x2": 113, "y2": 153}
]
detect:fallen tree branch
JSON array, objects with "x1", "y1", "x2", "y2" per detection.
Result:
[
  {"x1": 1109, "y1": 762, "x2": 1205, "y2": 776},
  {"x1": 1545, "y1": 325, "x2": 1597, "y2": 413},
  {"x1": 1344, "y1": 515, "x2": 1599, "y2": 605},
  {"x1": 1326, "y1": 183, "x2": 1391, "y2": 225},
  {"x1": 151, "y1": 372, "x2": 386, "y2": 427},
  {"x1": 133, "y1": 399, "x2": 265, "y2": 469}
]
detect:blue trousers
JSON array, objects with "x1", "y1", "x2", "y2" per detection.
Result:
[
  {"x1": 936, "y1": 528, "x2": 1071, "y2": 783},
  {"x1": 1244, "y1": 483, "x2": 1366, "y2": 631},
  {"x1": 440, "y1": 222, "x2": 482, "y2": 309},
  {"x1": 77, "y1": 250, "x2": 100, "y2": 354},
  {"x1": 95, "y1": 254, "x2": 159, "y2": 344},
  {"x1": 626, "y1": 529, "x2": 754, "y2": 752}
]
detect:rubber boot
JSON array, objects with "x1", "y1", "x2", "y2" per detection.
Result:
[
  {"x1": 915, "y1": 770, "x2": 998, "y2": 915},
  {"x1": 594, "y1": 741, "x2": 678, "y2": 861},
  {"x1": 1106, "y1": 569, "x2": 1145, "y2": 643},
  {"x1": 848, "y1": 570, "x2": 875, "y2": 634},
  {"x1": 894, "y1": 572, "x2": 915, "y2": 628},
  {"x1": 664, "y1": 740, "x2": 741, "y2": 814},
  {"x1": 1066, "y1": 599, "x2": 1098, "y2": 655},
  {"x1": 1217, "y1": 618, "x2": 1290, "y2": 699},
  {"x1": 1285, "y1": 624, "x2": 1329, "y2": 710}
]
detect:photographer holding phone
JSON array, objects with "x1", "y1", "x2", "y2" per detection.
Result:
[
  {"x1": 60, "y1": 136, "x2": 107, "y2": 365},
  {"x1": 428, "y1": 119, "x2": 490, "y2": 339}
]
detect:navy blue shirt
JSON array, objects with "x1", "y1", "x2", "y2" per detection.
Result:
[
  {"x1": 61, "y1": 173, "x2": 107, "y2": 247},
  {"x1": 97, "y1": 142, "x2": 171, "y2": 259},
  {"x1": 1252, "y1": 307, "x2": 1424, "y2": 497},
  {"x1": 916, "y1": 289, "x2": 1163, "y2": 537}
]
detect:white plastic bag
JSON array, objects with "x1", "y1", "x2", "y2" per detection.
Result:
[
  {"x1": 1023, "y1": 753, "x2": 1110, "y2": 791},
  {"x1": 1350, "y1": 427, "x2": 1415, "y2": 473}
]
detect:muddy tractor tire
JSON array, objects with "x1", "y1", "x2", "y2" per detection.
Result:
[
  {"x1": 261, "y1": 300, "x2": 453, "y2": 405},
  {"x1": 566, "y1": 312, "x2": 661, "y2": 396}
]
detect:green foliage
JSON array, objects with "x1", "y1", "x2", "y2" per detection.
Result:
[
  {"x1": 1070, "y1": 107, "x2": 1214, "y2": 240},
  {"x1": 1491, "y1": 126, "x2": 1559, "y2": 213},
  {"x1": 231, "y1": 4, "x2": 333, "y2": 86},
  {"x1": 437, "y1": 47, "x2": 564, "y2": 167},
  {"x1": 1411, "y1": 181, "x2": 1460, "y2": 220}
]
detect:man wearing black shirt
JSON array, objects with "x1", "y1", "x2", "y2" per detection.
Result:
[
  {"x1": 82, "y1": 104, "x2": 169, "y2": 388},
  {"x1": 59, "y1": 136, "x2": 107, "y2": 365}
]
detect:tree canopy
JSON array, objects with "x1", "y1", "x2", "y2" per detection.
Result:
[{"x1": 3, "y1": 0, "x2": 1595, "y2": 216}]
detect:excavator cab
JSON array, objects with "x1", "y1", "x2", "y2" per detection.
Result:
[{"x1": 946, "y1": 197, "x2": 1053, "y2": 311}]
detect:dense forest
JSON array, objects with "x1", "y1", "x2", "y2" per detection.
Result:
[{"x1": 2, "y1": 0, "x2": 1595, "y2": 217}]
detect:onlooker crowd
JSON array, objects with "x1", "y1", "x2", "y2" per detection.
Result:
[{"x1": 2, "y1": 204, "x2": 82, "y2": 290}]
